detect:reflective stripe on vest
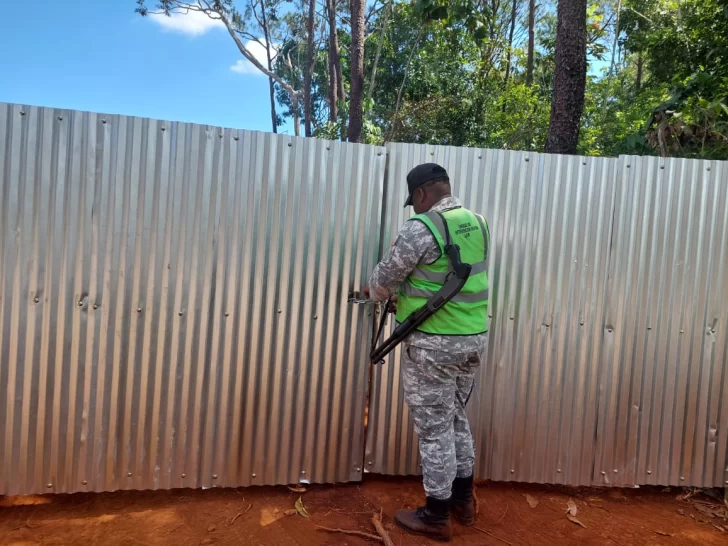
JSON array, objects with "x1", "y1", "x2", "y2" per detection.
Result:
[{"x1": 395, "y1": 206, "x2": 490, "y2": 335}]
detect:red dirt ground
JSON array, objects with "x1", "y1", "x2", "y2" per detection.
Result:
[{"x1": 1, "y1": 476, "x2": 726, "y2": 545}]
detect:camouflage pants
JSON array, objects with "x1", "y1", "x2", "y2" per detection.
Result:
[{"x1": 401, "y1": 344, "x2": 482, "y2": 500}]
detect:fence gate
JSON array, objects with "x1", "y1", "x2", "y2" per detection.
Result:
[{"x1": 0, "y1": 103, "x2": 386, "y2": 495}]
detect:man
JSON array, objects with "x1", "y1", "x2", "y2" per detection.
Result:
[{"x1": 365, "y1": 163, "x2": 490, "y2": 542}]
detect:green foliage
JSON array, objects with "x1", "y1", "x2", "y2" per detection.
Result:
[{"x1": 137, "y1": 0, "x2": 728, "y2": 157}]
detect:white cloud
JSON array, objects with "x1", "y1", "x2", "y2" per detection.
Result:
[
  {"x1": 148, "y1": 10, "x2": 224, "y2": 37},
  {"x1": 230, "y1": 40, "x2": 277, "y2": 76}
]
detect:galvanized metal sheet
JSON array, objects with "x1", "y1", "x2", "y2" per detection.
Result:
[
  {"x1": 593, "y1": 156, "x2": 728, "y2": 487},
  {"x1": 366, "y1": 143, "x2": 617, "y2": 485},
  {"x1": 0, "y1": 103, "x2": 386, "y2": 495}
]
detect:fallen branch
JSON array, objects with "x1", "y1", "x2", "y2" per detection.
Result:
[
  {"x1": 474, "y1": 526, "x2": 515, "y2": 546},
  {"x1": 316, "y1": 526, "x2": 384, "y2": 542},
  {"x1": 372, "y1": 512, "x2": 395, "y2": 546},
  {"x1": 229, "y1": 512, "x2": 243, "y2": 526}
]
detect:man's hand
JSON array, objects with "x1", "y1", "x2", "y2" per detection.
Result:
[{"x1": 387, "y1": 295, "x2": 398, "y2": 314}]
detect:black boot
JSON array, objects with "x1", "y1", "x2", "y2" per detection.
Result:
[
  {"x1": 394, "y1": 496, "x2": 453, "y2": 542},
  {"x1": 451, "y1": 475, "x2": 475, "y2": 525}
]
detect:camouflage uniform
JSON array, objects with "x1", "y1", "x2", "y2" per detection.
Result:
[{"x1": 368, "y1": 196, "x2": 488, "y2": 500}]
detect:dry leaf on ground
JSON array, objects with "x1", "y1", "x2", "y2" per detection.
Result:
[
  {"x1": 566, "y1": 499, "x2": 578, "y2": 517},
  {"x1": 295, "y1": 497, "x2": 310, "y2": 518},
  {"x1": 565, "y1": 499, "x2": 586, "y2": 528},
  {"x1": 566, "y1": 514, "x2": 587, "y2": 528},
  {"x1": 524, "y1": 494, "x2": 539, "y2": 508}
]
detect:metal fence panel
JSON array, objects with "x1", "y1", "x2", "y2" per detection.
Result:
[
  {"x1": 0, "y1": 103, "x2": 385, "y2": 495},
  {"x1": 365, "y1": 143, "x2": 617, "y2": 486},
  {"x1": 593, "y1": 156, "x2": 728, "y2": 488}
]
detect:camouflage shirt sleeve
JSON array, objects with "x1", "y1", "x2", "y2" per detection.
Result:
[{"x1": 367, "y1": 220, "x2": 441, "y2": 302}]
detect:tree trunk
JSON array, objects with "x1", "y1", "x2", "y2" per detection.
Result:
[
  {"x1": 292, "y1": 93, "x2": 301, "y2": 137},
  {"x1": 635, "y1": 52, "x2": 643, "y2": 93},
  {"x1": 304, "y1": 0, "x2": 316, "y2": 137},
  {"x1": 526, "y1": 0, "x2": 536, "y2": 85},
  {"x1": 504, "y1": 0, "x2": 518, "y2": 85},
  {"x1": 261, "y1": 5, "x2": 278, "y2": 133},
  {"x1": 326, "y1": 0, "x2": 339, "y2": 122},
  {"x1": 367, "y1": 0, "x2": 392, "y2": 103},
  {"x1": 347, "y1": 0, "x2": 366, "y2": 142},
  {"x1": 545, "y1": 0, "x2": 587, "y2": 154}
]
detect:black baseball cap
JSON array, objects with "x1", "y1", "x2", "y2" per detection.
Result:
[{"x1": 404, "y1": 163, "x2": 449, "y2": 207}]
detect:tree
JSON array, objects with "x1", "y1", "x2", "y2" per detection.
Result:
[
  {"x1": 136, "y1": 0, "x2": 305, "y2": 135},
  {"x1": 526, "y1": 0, "x2": 536, "y2": 85},
  {"x1": 545, "y1": 0, "x2": 587, "y2": 153},
  {"x1": 304, "y1": 0, "x2": 316, "y2": 136},
  {"x1": 347, "y1": 0, "x2": 366, "y2": 142}
]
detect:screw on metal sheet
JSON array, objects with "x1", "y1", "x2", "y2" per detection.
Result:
[
  {"x1": 137, "y1": 307, "x2": 142, "y2": 313},
  {"x1": 234, "y1": 136, "x2": 239, "y2": 141},
  {"x1": 524, "y1": 157, "x2": 529, "y2": 162},
  {"x1": 277, "y1": 309, "x2": 282, "y2": 314},
  {"x1": 680, "y1": 329, "x2": 684, "y2": 334},
  {"x1": 20, "y1": 111, "x2": 26, "y2": 116},
  {"x1": 288, "y1": 142, "x2": 292, "y2": 147},
  {"x1": 179, "y1": 312, "x2": 184, "y2": 317},
  {"x1": 128, "y1": 472, "x2": 132, "y2": 477},
  {"x1": 557, "y1": 469, "x2": 562, "y2": 473},
  {"x1": 219, "y1": 133, "x2": 223, "y2": 138},
  {"x1": 102, "y1": 119, "x2": 107, "y2": 124},
  {"x1": 213, "y1": 474, "x2": 218, "y2": 479},
  {"x1": 93, "y1": 304, "x2": 98, "y2": 310},
  {"x1": 430, "y1": 151, "x2": 435, "y2": 156},
  {"x1": 478, "y1": 155, "x2": 482, "y2": 159},
  {"x1": 582, "y1": 161, "x2": 587, "y2": 166},
  {"x1": 47, "y1": 483, "x2": 53, "y2": 488},
  {"x1": 313, "y1": 315, "x2": 318, "y2": 320},
  {"x1": 660, "y1": 166, "x2": 665, "y2": 169},
  {"x1": 78, "y1": 301, "x2": 83, "y2": 307},
  {"x1": 224, "y1": 312, "x2": 229, "y2": 317},
  {"x1": 58, "y1": 116, "x2": 63, "y2": 121},
  {"x1": 601, "y1": 471, "x2": 606, "y2": 476},
  {"x1": 608, "y1": 328, "x2": 613, "y2": 333},
  {"x1": 626, "y1": 164, "x2": 631, "y2": 168},
  {"x1": 707, "y1": 167, "x2": 711, "y2": 172},
  {"x1": 82, "y1": 480, "x2": 88, "y2": 485},
  {"x1": 34, "y1": 297, "x2": 39, "y2": 303},
  {"x1": 647, "y1": 326, "x2": 651, "y2": 330},
  {"x1": 301, "y1": 471, "x2": 306, "y2": 475},
  {"x1": 182, "y1": 473, "x2": 186, "y2": 478},
  {"x1": 161, "y1": 127, "x2": 166, "y2": 131},
  {"x1": 510, "y1": 317, "x2": 514, "y2": 320},
  {"x1": 368, "y1": 461, "x2": 373, "y2": 466},
  {"x1": 377, "y1": 152, "x2": 382, "y2": 156},
  {"x1": 680, "y1": 477, "x2": 685, "y2": 481},
  {"x1": 252, "y1": 473, "x2": 257, "y2": 478},
  {"x1": 356, "y1": 468, "x2": 361, "y2": 473},
  {"x1": 647, "y1": 470, "x2": 652, "y2": 475},
  {"x1": 613, "y1": 469, "x2": 618, "y2": 474},
  {"x1": 510, "y1": 469, "x2": 515, "y2": 474}
]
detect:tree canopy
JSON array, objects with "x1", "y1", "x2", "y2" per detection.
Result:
[{"x1": 136, "y1": 0, "x2": 728, "y2": 157}]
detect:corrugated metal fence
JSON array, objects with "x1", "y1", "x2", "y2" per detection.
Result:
[
  {"x1": 0, "y1": 103, "x2": 385, "y2": 495},
  {"x1": 1, "y1": 103, "x2": 726, "y2": 495}
]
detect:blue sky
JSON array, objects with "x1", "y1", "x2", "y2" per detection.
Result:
[{"x1": 0, "y1": 1, "x2": 293, "y2": 133}]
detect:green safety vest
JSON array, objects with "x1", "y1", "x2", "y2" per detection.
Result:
[{"x1": 396, "y1": 207, "x2": 490, "y2": 335}]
